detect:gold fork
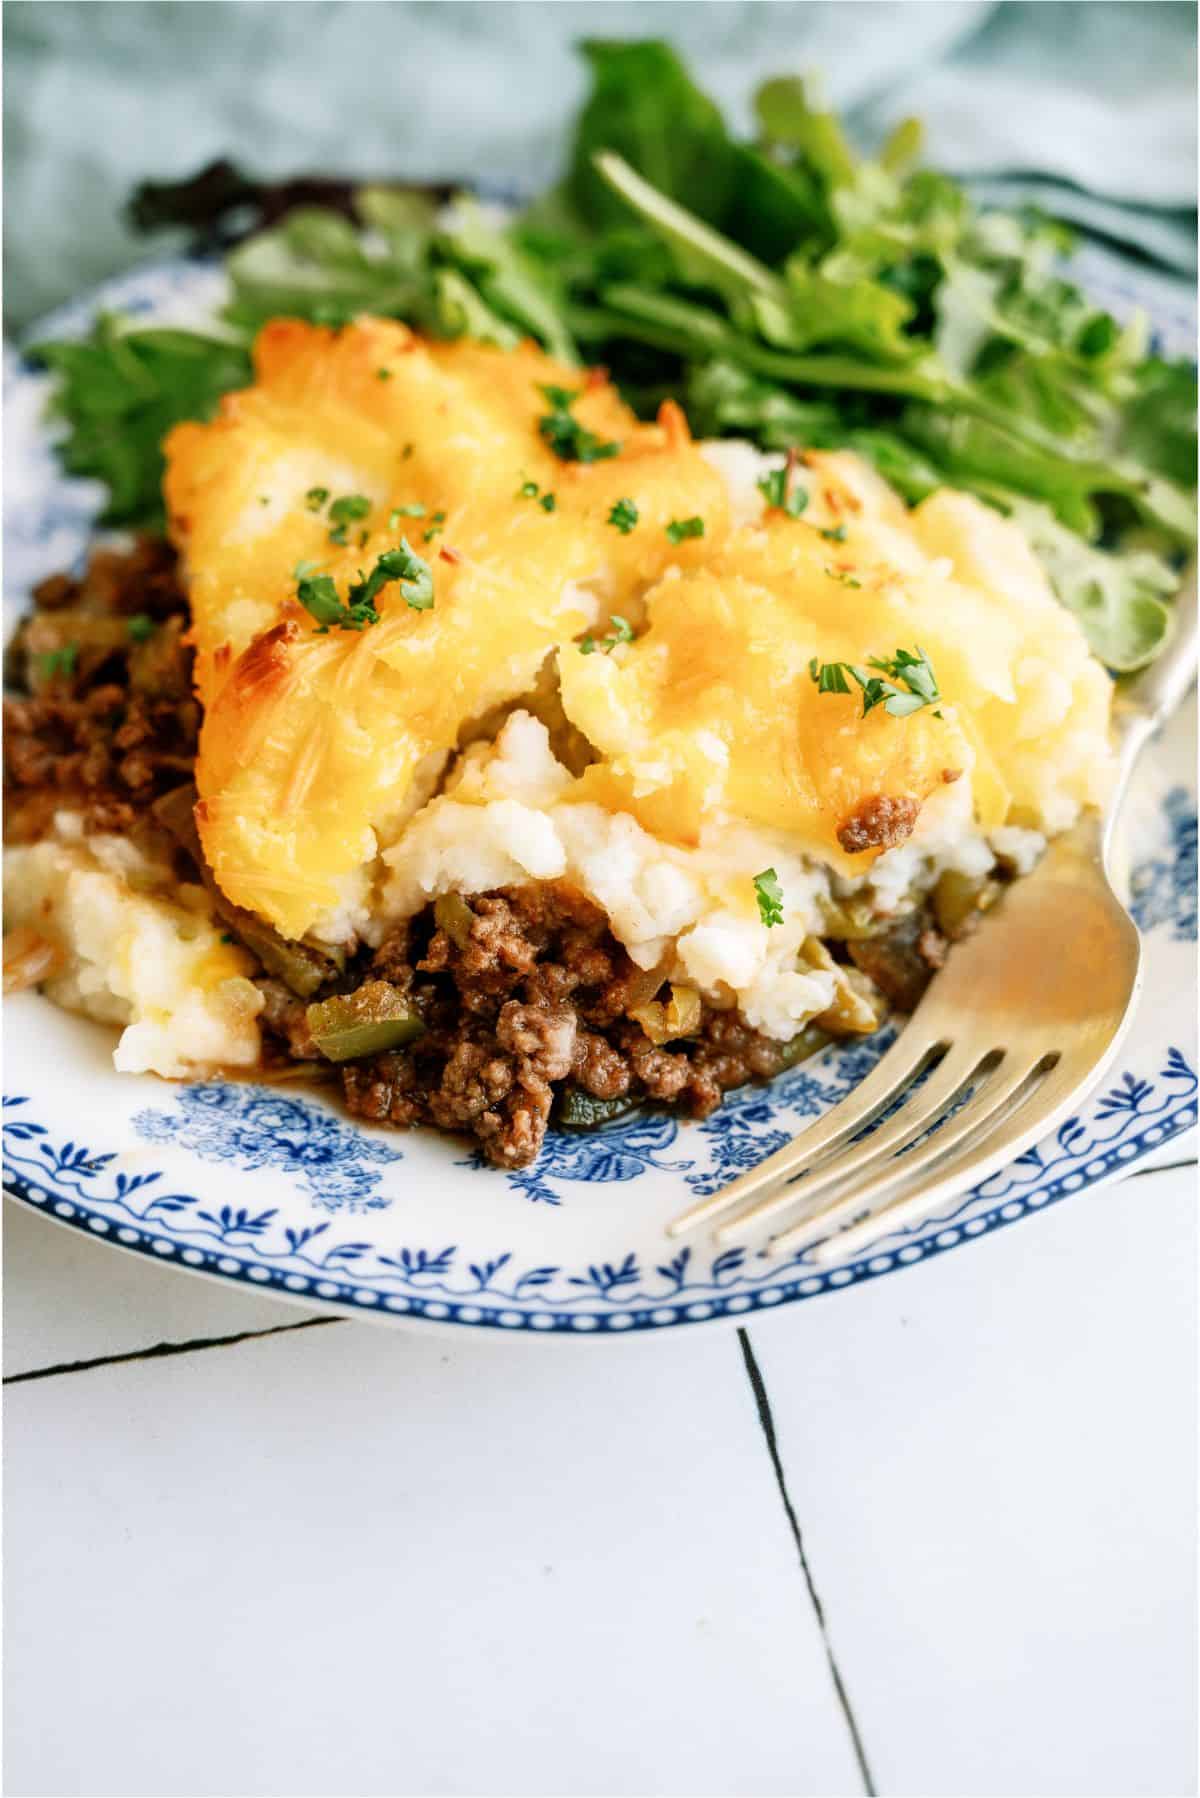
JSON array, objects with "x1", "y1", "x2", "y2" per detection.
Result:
[{"x1": 669, "y1": 570, "x2": 1196, "y2": 1267}]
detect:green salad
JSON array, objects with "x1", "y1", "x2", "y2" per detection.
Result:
[{"x1": 31, "y1": 39, "x2": 1196, "y2": 671}]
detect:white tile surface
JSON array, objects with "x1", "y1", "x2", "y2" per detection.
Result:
[
  {"x1": 4, "y1": 1196, "x2": 320, "y2": 1375},
  {"x1": 749, "y1": 1165, "x2": 1199, "y2": 1798},
  {"x1": 4, "y1": 1319, "x2": 864, "y2": 1798},
  {"x1": 4, "y1": 1166, "x2": 1195, "y2": 1797}
]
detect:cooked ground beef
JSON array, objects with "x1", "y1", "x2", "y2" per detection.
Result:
[
  {"x1": 4, "y1": 538, "x2": 198, "y2": 842},
  {"x1": 848, "y1": 908, "x2": 947, "y2": 1012},
  {"x1": 837, "y1": 794, "x2": 920, "y2": 855},
  {"x1": 338, "y1": 884, "x2": 815, "y2": 1169}
]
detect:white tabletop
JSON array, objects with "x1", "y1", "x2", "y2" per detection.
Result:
[{"x1": 5, "y1": 1141, "x2": 1196, "y2": 1798}]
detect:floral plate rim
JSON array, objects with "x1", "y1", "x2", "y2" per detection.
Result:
[
  {"x1": 3, "y1": 251, "x2": 1197, "y2": 1337},
  {"x1": 3, "y1": 1049, "x2": 1198, "y2": 1334}
]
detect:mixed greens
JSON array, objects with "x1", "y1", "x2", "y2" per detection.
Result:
[{"x1": 29, "y1": 39, "x2": 1195, "y2": 670}]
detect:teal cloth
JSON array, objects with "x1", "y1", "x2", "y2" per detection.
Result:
[{"x1": 3, "y1": 0, "x2": 1196, "y2": 335}]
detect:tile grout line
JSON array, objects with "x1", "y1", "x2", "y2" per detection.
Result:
[
  {"x1": 4, "y1": 1315, "x2": 342, "y2": 1385},
  {"x1": 1128, "y1": 1155, "x2": 1198, "y2": 1180},
  {"x1": 738, "y1": 1327, "x2": 878, "y2": 1798}
]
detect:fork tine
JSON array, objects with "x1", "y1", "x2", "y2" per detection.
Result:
[
  {"x1": 665, "y1": 1027, "x2": 943, "y2": 1238},
  {"x1": 776, "y1": 1053, "x2": 1075, "y2": 1263},
  {"x1": 713, "y1": 1042, "x2": 996, "y2": 1245}
]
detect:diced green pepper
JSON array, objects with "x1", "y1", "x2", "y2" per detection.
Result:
[
  {"x1": 554, "y1": 1087, "x2": 642, "y2": 1130},
  {"x1": 433, "y1": 892, "x2": 475, "y2": 948},
  {"x1": 778, "y1": 1023, "x2": 833, "y2": 1068},
  {"x1": 306, "y1": 980, "x2": 425, "y2": 1061},
  {"x1": 815, "y1": 891, "x2": 879, "y2": 942}
]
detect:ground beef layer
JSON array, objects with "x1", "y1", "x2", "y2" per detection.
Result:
[
  {"x1": 327, "y1": 885, "x2": 802, "y2": 1168},
  {"x1": 4, "y1": 538, "x2": 198, "y2": 842}
]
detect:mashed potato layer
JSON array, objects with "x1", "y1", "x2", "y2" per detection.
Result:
[
  {"x1": 4, "y1": 817, "x2": 263, "y2": 1076},
  {"x1": 377, "y1": 709, "x2": 1042, "y2": 1043}
]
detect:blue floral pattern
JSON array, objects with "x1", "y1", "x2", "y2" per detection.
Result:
[
  {"x1": 133, "y1": 1084, "x2": 402, "y2": 1213},
  {"x1": 678, "y1": 1031, "x2": 896, "y2": 1198},
  {"x1": 5, "y1": 1044, "x2": 1195, "y2": 1330},
  {"x1": 1130, "y1": 787, "x2": 1197, "y2": 942}
]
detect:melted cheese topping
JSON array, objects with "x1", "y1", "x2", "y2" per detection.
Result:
[
  {"x1": 166, "y1": 322, "x2": 1112, "y2": 942},
  {"x1": 560, "y1": 452, "x2": 1113, "y2": 872},
  {"x1": 165, "y1": 320, "x2": 729, "y2": 938}
]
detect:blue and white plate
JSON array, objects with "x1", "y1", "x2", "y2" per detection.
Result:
[{"x1": 4, "y1": 257, "x2": 1196, "y2": 1336}]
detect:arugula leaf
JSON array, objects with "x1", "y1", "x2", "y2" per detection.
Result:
[
  {"x1": 593, "y1": 149, "x2": 779, "y2": 315},
  {"x1": 755, "y1": 76, "x2": 858, "y2": 191},
  {"x1": 751, "y1": 261, "x2": 920, "y2": 362},
  {"x1": 431, "y1": 267, "x2": 521, "y2": 349},
  {"x1": 29, "y1": 316, "x2": 252, "y2": 527},
  {"x1": 987, "y1": 493, "x2": 1178, "y2": 671},
  {"x1": 570, "y1": 40, "x2": 737, "y2": 231},
  {"x1": 438, "y1": 197, "x2": 576, "y2": 363},
  {"x1": 224, "y1": 211, "x2": 424, "y2": 333}
]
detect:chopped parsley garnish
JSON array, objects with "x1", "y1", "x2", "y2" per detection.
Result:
[
  {"x1": 537, "y1": 383, "x2": 620, "y2": 464},
  {"x1": 754, "y1": 868, "x2": 784, "y2": 929},
  {"x1": 126, "y1": 614, "x2": 156, "y2": 642},
  {"x1": 808, "y1": 646, "x2": 942, "y2": 719},
  {"x1": 666, "y1": 515, "x2": 705, "y2": 544},
  {"x1": 297, "y1": 539, "x2": 434, "y2": 630},
  {"x1": 219, "y1": 932, "x2": 235, "y2": 944},
  {"x1": 820, "y1": 523, "x2": 847, "y2": 543},
  {"x1": 377, "y1": 367, "x2": 392, "y2": 380},
  {"x1": 579, "y1": 613, "x2": 635, "y2": 655},
  {"x1": 351, "y1": 540, "x2": 435, "y2": 613},
  {"x1": 756, "y1": 464, "x2": 808, "y2": 518},
  {"x1": 516, "y1": 478, "x2": 556, "y2": 511},
  {"x1": 389, "y1": 504, "x2": 426, "y2": 525},
  {"x1": 304, "y1": 486, "x2": 329, "y2": 512},
  {"x1": 608, "y1": 497, "x2": 639, "y2": 533},
  {"x1": 328, "y1": 493, "x2": 372, "y2": 541},
  {"x1": 258, "y1": 495, "x2": 270, "y2": 506},
  {"x1": 401, "y1": 443, "x2": 414, "y2": 460},
  {"x1": 296, "y1": 573, "x2": 366, "y2": 632},
  {"x1": 824, "y1": 566, "x2": 861, "y2": 588},
  {"x1": 422, "y1": 524, "x2": 444, "y2": 543},
  {"x1": 329, "y1": 493, "x2": 371, "y2": 524},
  {"x1": 34, "y1": 643, "x2": 79, "y2": 680}
]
